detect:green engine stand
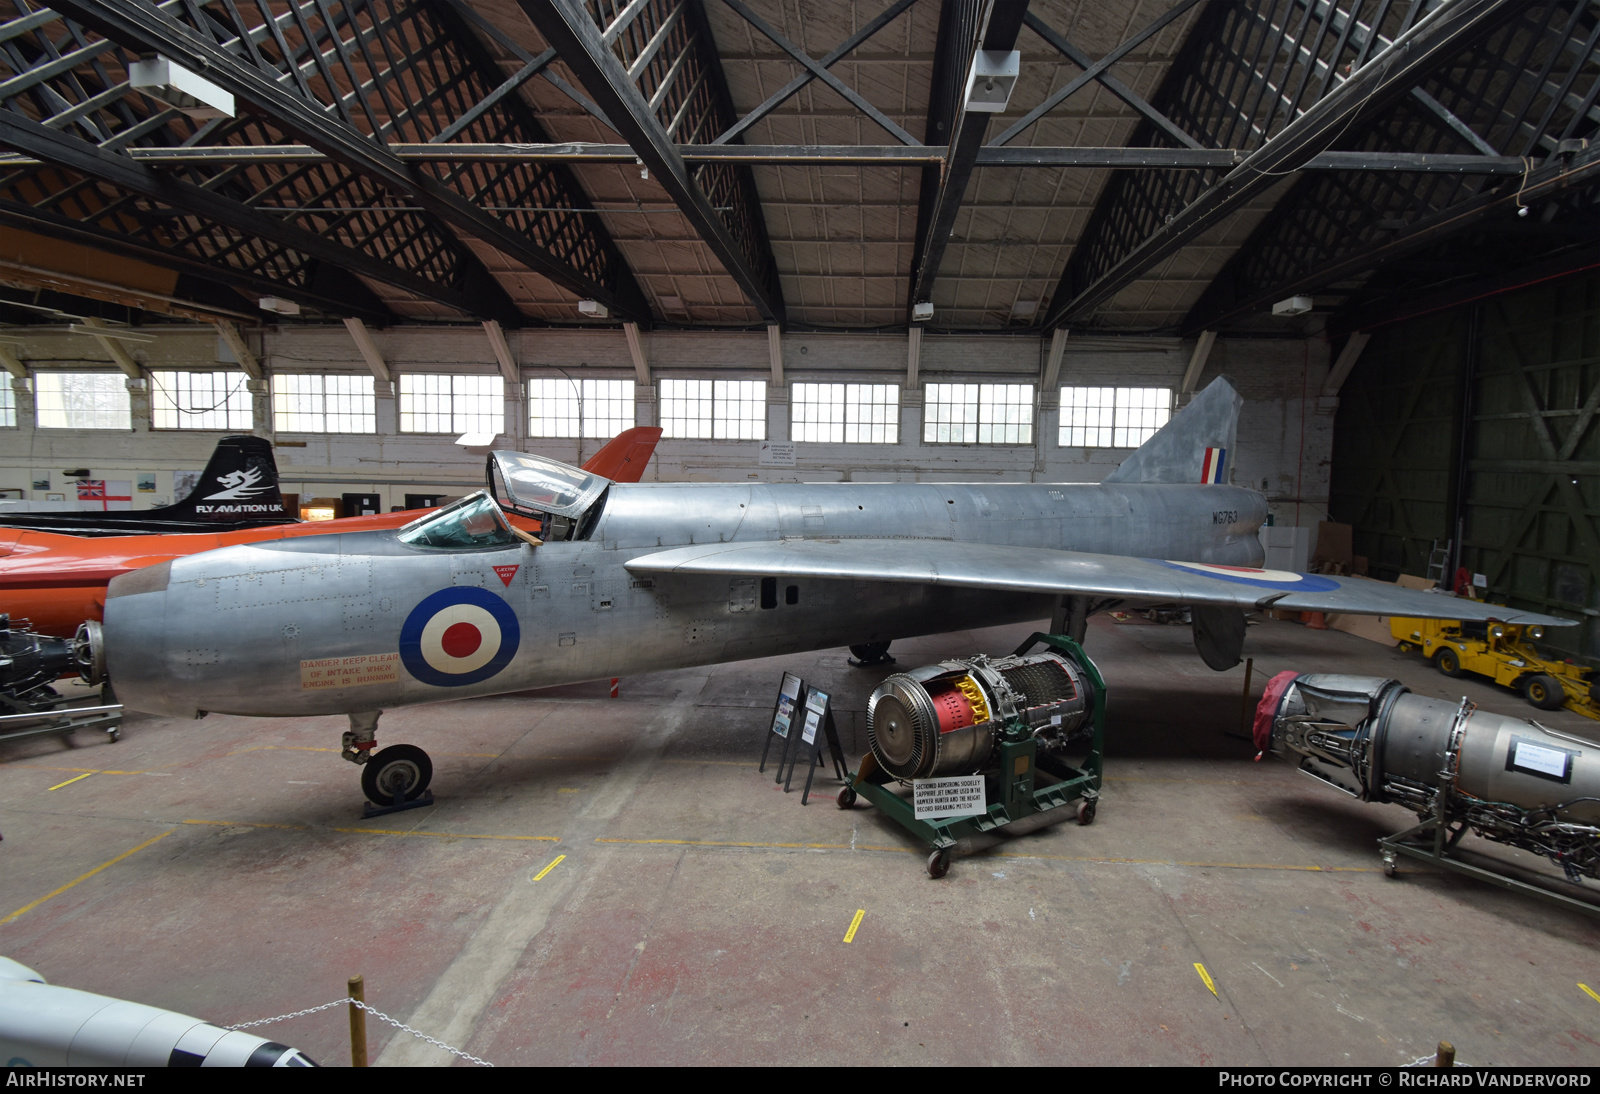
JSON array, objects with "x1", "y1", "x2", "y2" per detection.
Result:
[{"x1": 839, "y1": 632, "x2": 1106, "y2": 878}]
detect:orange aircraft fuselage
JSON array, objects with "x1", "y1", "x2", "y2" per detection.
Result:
[{"x1": 0, "y1": 428, "x2": 662, "y2": 636}]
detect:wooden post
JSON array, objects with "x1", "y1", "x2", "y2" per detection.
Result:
[
  {"x1": 1238, "y1": 657, "x2": 1255, "y2": 735},
  {"x1": 1435, "y1": 1041, "x2": 1455, "y2": 1067},
  {"x1": 348, "y1": 975, "x2": 368, "y2": 1067}
]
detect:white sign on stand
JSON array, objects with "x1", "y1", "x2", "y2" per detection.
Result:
[{"x1": 913, "y1": 774, "x2": 987, "y2": 820}]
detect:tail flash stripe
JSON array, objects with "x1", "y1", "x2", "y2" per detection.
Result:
[{"x1": 1201, "y1": 447, "x2": 1227, "y2": 484}]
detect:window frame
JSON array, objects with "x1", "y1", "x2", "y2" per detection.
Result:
[
  {"x1": 398, "y1": 372, "x2": 506, "y2": 436},
  {"x1": 790, "y1": 381, "x2": 900, "y2": 444},
  {"x1": 658, "y1": 378, "x2": 767, "y2": 441},
  {"x1": 525, "y1": 376, "x2": 636, "y2": 440},
  {"x1": 150, "y1": 369, "x2": 254, "y2": 432},
  {"x1": 34, "y1": 370, "x2": 132, "y2": 431},
  {"x1": 922, "y1": 381, "x2": 1035, "y2": 445},
  {"x1": 1057, "y1": 385, "x2": 1173, "y2": 449},
  {"x1": 270, "y1": 372, "x2": 377, "y2": 435}
]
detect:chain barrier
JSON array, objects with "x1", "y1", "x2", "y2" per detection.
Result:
[{"x1": 229, "y1": 997, "x2": 494, "y2": 1067}]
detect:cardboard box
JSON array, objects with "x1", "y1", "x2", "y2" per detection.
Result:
[{"x1": 1312, "y1": 521, "x2": 1354, "y2": 568}]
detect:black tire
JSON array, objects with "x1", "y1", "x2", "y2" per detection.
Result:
[
  {"x1": 1434, "y1": 647, "x2": 1462, "y2": 678},
  {"x1": 1077, "y1": 799, "x2": 1097, "y2": 826},
  {"x1": 836, "y1": 785, "x2": 857, "y2": 809},
  {"x1": 849, "y1": 641, "x2": 892, "y2": 664},
  {"x1": 361, "y1": 744, "x2": 433, "y2": 806},
  {"x1": 1524, "y1": 674, "x2": 1566, "y2": 711},
  {"x1": 926, "y1": 848, "x2": 951, "y2": 879}
]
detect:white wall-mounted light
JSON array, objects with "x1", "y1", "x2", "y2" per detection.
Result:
[
  {"x1": 258, "y1": 296, "x2": 301, "y2": 316},
  {"x1": 129, "y1": 57, "x2": 234, "y2": 120},
  {"x1": 1272, "y1": 295, "x2": 1314, "y2": 317},
  {"x1": 455, "y1": 432, "x2": 497, "y2": 449},
  {"x1": 964, "y1": 50, "x2": 1020, "y2": 113},
  {"x1": 578, "y1": 300, "x2": 610, "y2": 319},
  {"x1": 912, "y1": 301, "x2": 935, "y2": 322}
]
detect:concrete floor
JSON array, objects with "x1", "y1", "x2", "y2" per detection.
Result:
[{"x1": 3, "y1": 614, "x2": 1599, "y2": 1067}]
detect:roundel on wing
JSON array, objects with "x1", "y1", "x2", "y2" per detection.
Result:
[
  {"x1": 399, "y1": 587, "x2": 520, "y2": 687},
  {"x1": 1159, "y1": 560, "x2": 1342, "y2": 593}
]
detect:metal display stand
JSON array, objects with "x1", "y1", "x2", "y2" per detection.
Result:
[
  {"x1": 758, "y1": 671, "x2": 805, "y2": 776},
  {"x1": 0, "y1": 688, "x2": 121, "y2": 748},
  {"x1": 839, "y1": 633, "x2": 1105, "y2": 878},
  {"x1": 779, "y1": 686, "x2": 848, "y2": 805},
  {"x1": 1378, "y1": 784, "x2": 1600, "y2": 920}
]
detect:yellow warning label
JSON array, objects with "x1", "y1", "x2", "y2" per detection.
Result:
[{"x1": 299, "y1": 652, "x2": 400, "y2": 690}]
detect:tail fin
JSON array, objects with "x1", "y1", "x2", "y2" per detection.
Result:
[
  {"x1": 1102, "y1": 377, "x2": 1241, "y2": 485},
  {"x1": 157, "y1": 434, "x2": 289, "y2": 522},
  {"x1": 581, "y1": 426, "x2": 662, "y2": 483}
]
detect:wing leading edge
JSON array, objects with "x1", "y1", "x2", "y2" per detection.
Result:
[{"x1": 622, "y1": 539, "x2": 1574, "y2": 628}]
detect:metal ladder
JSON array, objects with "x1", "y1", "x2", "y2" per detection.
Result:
[{"x1": 1425, "y1": 539, "x2": 1452, "y2": 586}]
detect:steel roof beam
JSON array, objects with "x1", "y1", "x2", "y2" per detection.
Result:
[
  {"x1": 48, "y1": 0, "x2": 648, "y2": 323},
  {"x1": 522, "y1": 0, "x2": 784, "y2": 325},
  {"x1": 907, "y1": 0, "x2": 1029, "y2": 323},
  {"x1": 1042, "y1": 0, "x2": 1518, "y2": 332}
]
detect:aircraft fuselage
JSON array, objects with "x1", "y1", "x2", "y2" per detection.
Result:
[{"x1": 105, "y1": 480, "x2": 1265, "y2": 718}]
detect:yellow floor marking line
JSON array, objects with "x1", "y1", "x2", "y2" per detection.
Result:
[
  {"x1": 843, "y1": 909, "x2": 865, "y2": 944},
  {"x1": 225, "y1": 745, "x2": 498, "y2": 759},
  {"x1": 2, "y1": 829, "x2": 175, "y2": 925},
  {"x1": 182, "y1": 819, "x2": 558, "y2": 842},
  {"x1": 8, "y1": 765, "x2": 164, "y2": 776},
  {"x1": 1195, "y1": 962, "x2": 1218, "y2": 997},
  {"x1": 47, "y1": 772, "x2": 95, "y2": 791},
  {"x1": 532, "y1": 854, "x2": 566, "y2": 881},
  {"x1": 1580, "y1": 983, "x2": 1600, "y2": 1005}
]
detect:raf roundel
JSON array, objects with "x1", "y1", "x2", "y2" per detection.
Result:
[
  {"x1": 399, "y1": 587, "x2": 521, "y2": 687},
  {"x1": 1158, "y1": 560, "x2": 1342, "y2": 593}
]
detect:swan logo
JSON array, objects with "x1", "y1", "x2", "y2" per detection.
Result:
[{"x1": 203, "y1": 466, "x2": 271, "y2": 501}]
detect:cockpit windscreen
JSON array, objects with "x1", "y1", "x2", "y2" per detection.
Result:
[{"x1": 398, "y1": 491, "x2": 520, "y2": 550}]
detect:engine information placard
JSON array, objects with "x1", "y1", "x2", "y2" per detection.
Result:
[
  {"x1": 913, "y1": 774, "x2": 986, "y2": 820},
  {"x1": 301, "y1": 652, "x2": 401, "y2": 690}
]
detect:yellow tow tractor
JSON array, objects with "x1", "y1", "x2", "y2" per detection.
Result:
[{"x1": 1389, "y1": 615, "x2": 1600, "y2": 720}]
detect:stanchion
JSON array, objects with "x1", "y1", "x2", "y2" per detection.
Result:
[
  {"x1": 1435, "y1": 1041, "x2": 1455, "y2": 1067},
  {"x1": 1237, "y1": 657, "x2": 1254, "y2": 734},
  {"x1": 348, "y1": 975, "x2": 367, "y2": 1067}
]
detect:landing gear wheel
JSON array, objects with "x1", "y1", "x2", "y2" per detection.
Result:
[
  {"x1": 836, "y1": 785, "x2": 857, "y2": 809},
  {"x1": 926, "y1": 848, "x2": 951, "y2": 879},
  {"x1": 360, "y1": 744, "x2": 433, "y2": 807},
  {"x1": 1077, "y1": 799, "x2": 1097, "y2": 826},
  {"x1": 1434, "y1": 647, "x2": 1462, "y2": 678},
  {"x1": 848, "y1": 641, "x2": 894, "y2": 666},
  {"x1": 1524, "y1": 674, "x2": 1566, "y2": 711}
]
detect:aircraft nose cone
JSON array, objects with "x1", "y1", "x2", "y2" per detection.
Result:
[{"x1": 102, "y1": 560, "x2": 189, "y2": 716}]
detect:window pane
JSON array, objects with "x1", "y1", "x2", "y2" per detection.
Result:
[
  {"x1": 1059, "y1": 386, "x2": 1170, "y2": 448},
  {"x1": 582, "y1": 379, "x2": 634, "y2": 439},
  {"x1": 151, "y1": 371, "x2": 252, "y2": 431},
  {"x1": 401, "y1": 374, "x2": 504, "y2": 435},
  {"x1": 791, "y1": 382, "x2": 844, "y2": 443},
  {"x1": 0, "y1": 383, "x2": 16, "y2": 428},
  {"x1": 844, "y1": 383, "x2": 898, "y2": 444},
  {"x1": 713, "y1": 380, "x2": 766, "y2": 440},
  {"x1": 272, "y1": 374, "x2": 374, "y2": 433},
  {"x1": 658, "y1": 378, "x2": 711, "y2": 439},
  {"x1": 36, "y1": 372, "x2": 130, "y2": 429}
]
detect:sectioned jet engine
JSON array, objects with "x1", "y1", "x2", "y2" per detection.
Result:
[
  {"x1": 1258, "y1": 673, "x2": 1600, "y2": 882},
  {"x1": 0, "y1": 615, "x2": 102, "y2": 702},
  {"x1": 867, "y1": 649, "x2": 1099, "y2": 781}
]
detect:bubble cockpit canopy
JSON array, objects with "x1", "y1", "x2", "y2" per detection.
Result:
[
  {"x1": 487, "y1": 451, "x2": 611, "y2": 541},
  {"x1": 397, "y1": 490, "x2": 522, "y2": 550}
]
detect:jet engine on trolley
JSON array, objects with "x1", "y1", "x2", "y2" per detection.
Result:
[
  {"x1": 867, "y1": 648, "x2": 1099, "y2": 781},
  {"x1": 1258, "y1": 672, "x2": 1600, "y2": 887}
]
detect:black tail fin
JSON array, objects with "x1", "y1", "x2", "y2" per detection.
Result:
[{"x1": 158, "y1": 435, "x2": 289, "y2": 523}]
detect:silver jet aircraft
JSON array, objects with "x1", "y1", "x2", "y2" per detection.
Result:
[{"x1": 101, "y1": 379, "x2": 1569, "y2": 806}]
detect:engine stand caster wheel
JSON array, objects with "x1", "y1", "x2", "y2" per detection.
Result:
[
  {"x1": 836, "y1": 785, "x2": 857, "y2": 809},
  {"x1": 361, "y1": 743, "x2": 433, "y2": 807},
  {"x1": 106, "y1": 726, "x2": 121, "y2": 743},
  {"x1": 1382, "y1": 859, "x2": 1399, "y2": 878},
  {"x1": 1077, "y1": 799, "x2": 1097, "y2": 826},
  {"x1": 926, "y1": 848, "x2": 951, "y2": 879}
]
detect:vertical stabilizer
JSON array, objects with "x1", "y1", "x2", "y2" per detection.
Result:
[
  {"x1": 1102, "y1": 377, "x2": 1241, "y2": 485},
  {"x1": 160, "y1": 435, "x2": 288, "y2": 522}
]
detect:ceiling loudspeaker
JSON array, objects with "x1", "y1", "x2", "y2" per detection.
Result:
[
  {"x1": 912, "y1": 301, "x2": 935, "y2": 322},
  {"x1": 578, "y1": 300, "x2": 610, "y2": 318},
  {"x1": 258, "y1": 296, "x2": 301, "y2": 316},
  {"x1": 965, "y1": 50, "x2": 1020, "y2": 112},
  {"x1": 1272, "y1": 295, "x2": 1314, "y2": 317},
  {"x1": 129, "y1": 57, "x2": 234, "y2": 119}
]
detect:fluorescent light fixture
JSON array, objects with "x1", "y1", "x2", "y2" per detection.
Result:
[
  {"x1": 964, "y1": 50, "x2": 1020, "y2": 113},
  {"x1": 578, "y1": 300, "x2": 609, "y2": 318},
  {"x1": 1272, "y1": 295, "x2": 1314, "y2": 317},
  {"x1": 258, "y1": 296, "x2": 301, "y2": 316},
  {"x1": 129, "y1": 57, "x2": 234, "y2": 120},
  {"x1": 1011, "y1": 300, "x2": 1038, "y2": 318},
  {"x1": 912, "y1": 301, "x2": 935, "y2": 322}
]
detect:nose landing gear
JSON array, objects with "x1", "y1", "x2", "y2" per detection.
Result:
[{"x1": 341, "y1": 711, "x2": 434, "y2": 816}]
